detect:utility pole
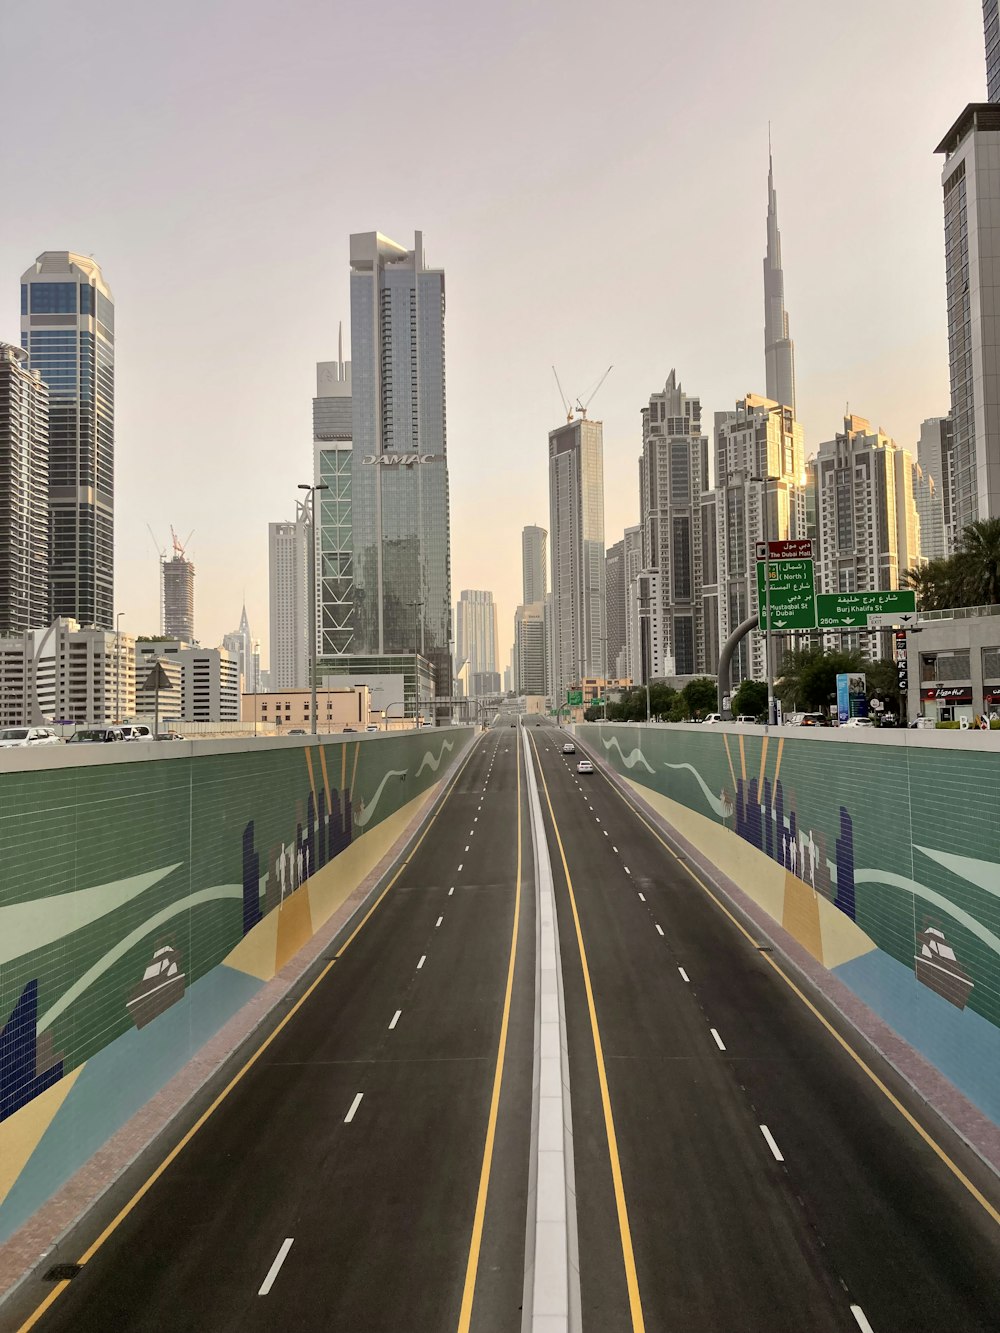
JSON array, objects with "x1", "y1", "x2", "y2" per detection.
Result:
[{"x1": 297, "y1": 481, "x2": 328, "y2": 735}]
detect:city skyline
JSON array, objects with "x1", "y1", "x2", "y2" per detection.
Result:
[{"x1": 0, "y1": 0, "x2": 986, "y2": 659}]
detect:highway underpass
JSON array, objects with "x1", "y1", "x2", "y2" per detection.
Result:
[{"x1": 8, "y1": 716, "x2": 1000, "y2": 1333}]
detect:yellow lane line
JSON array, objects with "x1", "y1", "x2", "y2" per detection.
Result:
[
  {"x1": 530, "y1": 732, "x2": 645, "y2": 1333},
  {"x1": 456, "y1": 727, "x2": 522, "y2": 1331},
  {"x1": 17, "y1": 733, "x2": 487, "y2": 1333},
  {"x1": 594, "y1": 758, "x2": 1000, "y2": 1230}
]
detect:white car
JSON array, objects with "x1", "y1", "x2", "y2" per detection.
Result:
[
  {"x1": 577, "y1": 759, "x2": 594, "y2": 774},
  {"x1": 120, "y1": 724, "x2": 153, "y2": 741},
  {"x1": 0, "y1": 726, "x2": 61, "y2": 747},
  {"x1": 842, "y1": 717, "x2": 875, "y2": 728},
  {"x1": 703, "y1": 714, "x2": 723, "y2": 725},
  {"x1": 365, "y1": 724, "x2": 379, "y2": 733}
]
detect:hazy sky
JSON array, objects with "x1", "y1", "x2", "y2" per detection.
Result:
[{"x1": 0, "y1": 0, "x2": 985, "y2": 667}]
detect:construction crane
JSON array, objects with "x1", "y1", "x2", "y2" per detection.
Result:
[
  {"x1": 551, "y1": 366, "x2": 573, "y2": 423},
  {"x1": 575, "y1": 364, "x2": 613, "y2": 420},
  {"x1": 145, "y1": 523, "x2": 166, "y2": 562},
  {"x1": 170, "y1": 526, "x2": 194, "y2": 560}
]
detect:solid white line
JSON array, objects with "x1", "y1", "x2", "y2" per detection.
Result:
[
  {"x1": 710, "y1": 1027, "x2": 726, "y2": 1051},
  {"x1": 759, "y1": 1124, "x2": 784, "y2": 1161},
  {"x1": 344, "y1": 1093, "x2": 363, "y2": 1123},
  {"x1": 389, "y1": 1010, "x2": 401, "y2": 1030},
  {"x1": 258, "y1": 1238, "x2": 294, "y2": 1295},
  {"x1": 849, "y1": 1306, "x2": 875, "y2": 1333},
  {"x1": 678, "y1": 967, "x2": 689, "y2": 982},
  {"x1": 436, "y1": 915, "x2": 443, "y2": 928},
  {"x1": 417, "y1": 955, "x2": 426, "y2": 969},
  {"x1": 638, "y1": 892, "x2": 646, "y2": 902},
  {"x1": 655, "y1": 923, "x2": 665, "y2": 937}
]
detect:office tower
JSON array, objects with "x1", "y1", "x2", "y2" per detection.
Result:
[
  {"x1": 223, "y1": 603, "x2": 255, "y2": 691},
  {"x1": 917, "y1": 417, "x2": 956, "y2": 554},
  {"x1": 349, "y1": 231, "x2": 452, "y2": 701},
  {"x1": 812, "y1": 416, "x2": 921, "y2": 656},
  {"x1": 626, "y1": 569, "x2": 662, "y2": 692},
  {"x1": 20, "y1": 252, "x2": 114, "y2": 628},
  {"x1": 913, "y1": 463, "x2": 946, "y2": 564},
  {"x1": 549, "y1": 417, "x2": 606, "y2": 694},
  {"x1": 521, "y1": 525, "x2": 547, "y2": 605},
  {"x1": 700, "y1": 491, "x2": 720, "y2": 675},
  {"x1": 314, "y1": 331, "x2": 354, "y2": 656},
  {"x1": 936, "y1": 106, "x2": 1000, "y2": 531},
  {"x1": 514, "y1": 602, "x2": 547, "y2": 696},
  {"x1": 714, "y1": 394, "x2": 807, "y2": 682},
  {"x1": 162, "y1": 535, "x2": 195, "y2": 642},
  {"x1": 621, "y1": 525, "x2": 643, "y2": 681},
  {"x1": 456, "y1": 590, "x2": 498, "y2": 676},
  {"x1": 269, "y1": 511, "x2": 310, "y2": 689},
  {"x1": 987, "y1": 0, "x2": 1000, "y2": 102},
  {"x1": 639, "y1": 370, "x2": 710, "y2": 675},
  {"x1": 763, "y1": 148, "x2": 796, "y2": 415},
  {"x1": 0, "y1": 344, "x2": 49, "y2": 634},
  {"x1": 605, "y1": 538, "x2": 626, "y2": 682}
]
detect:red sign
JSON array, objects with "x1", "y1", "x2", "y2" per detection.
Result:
[
  {"x1": 920, "y1": 685, "x2": 973, "y2": 703},
  {"x1": 755, "y1": 539, "x2": 813, "y2": 561}
]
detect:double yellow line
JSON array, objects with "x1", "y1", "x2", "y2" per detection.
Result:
[
  {"x1": 528, "y1": 731, "x2": 646, "y2": 1333},
  {"x1": 17, "y1": 732, "x2": 488, "y2": 1333}
]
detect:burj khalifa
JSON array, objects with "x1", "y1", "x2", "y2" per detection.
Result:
[{"x1": 763, "y1": 148, "x2": 796, "y2": 414}]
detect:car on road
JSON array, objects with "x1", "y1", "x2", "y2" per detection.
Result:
[
  {"x1": 735, "y1": 715, "x2": 758, "y2": 725},
  {"x1": 156, "y1": 731, "x2": 183, "y2": 741},
  {"x1": 67, "y1": 727, "x2": 125, "y2": 743},
  {"x1": 703, "y1": 713, "x2": 723, "y2": 724},
  {"x1": 577, "y1": 759, "x2": 594, "y2": 774},
  {"x1": 562, "y1": 742, "x2": 576, "y2": 754},
  {"x1": 0, "y1": 726, "x2": 61, "y2": 747},
  {"x1": 365, "y1": 724, "x2": 379, "y2": 733},
  {"x1": 120, "y1": 724, "x2": 153, "y2": 741},
  {"x1": 795, "y1": 713, "x2": 830, "y2": 727},
  {"x1": 842, "y1": 717, "x2": 875, "y2": 728},
  {"x1": 909, "y1": 716, "x2": 936, "y2": 729}
]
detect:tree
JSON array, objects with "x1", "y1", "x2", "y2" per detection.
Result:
[
  {"x1": 681, "y1": 677, "x2": 718, "y2": 719},
  {"x1": 960, "y1": 518, "x2": 1000, "y2": 605},
  {"x1": 731, "y1": 679, "x2": 768, "y2": 718},
  {"x1": 775, "y1": 647, "x2": 865, "y2": 712}
]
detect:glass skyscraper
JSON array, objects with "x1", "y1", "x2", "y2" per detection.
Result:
[
  {"x1": 349, "y1": 231, "x2": 452, "y2": 700},
  {"x1": 548, "y1": 417, "x2": 606, "y2": 693},
  {"x1": 314, "y1": 338, "x2": 354, "y2": 657},
  {"x1": 20, "y1": 252, "x2": 114, "y2": 629},
  {"x1": 986, "y1": 0, "x2": 1000, "y2": 102},
  {"x1": 0, "y1": 344, "x2": 49, "y2": 634}
]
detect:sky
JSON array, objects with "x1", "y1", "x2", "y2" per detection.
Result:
[{"x1": 0, "y1": 0, "x2": 986, "y2": 669}]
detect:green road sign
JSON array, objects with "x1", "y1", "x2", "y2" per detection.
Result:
[
  {"x1": 567, "y1": 689, "x2": 583, "y2": 706},
  {"x1": 756, "y1": 558, "x2": 817, "y2": 630},
  {"x1": 815, "y1": 590, "x2": 917, "y2": 628},
  {"x1": 591, "y1": 697, "x2": 605, "y2": 707}
]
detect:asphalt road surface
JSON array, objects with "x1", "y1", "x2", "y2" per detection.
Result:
[
  {"x1": 527, "y1": 726, "x2": 1000, "y2": 1333},
  {"x1": 13, "y1": 726, "x2": 533, "y2": 1333}
]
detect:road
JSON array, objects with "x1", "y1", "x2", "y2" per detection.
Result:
[
  {"x1": 527, "y1": 725, "x2": 1000, "y2": 1332},
  {"x1": 9, "y1": 714, "x2": 1000, "y2": 1332},
  {"x1": 13, "y1": 726, "x2": 533, "y2": 1333}
]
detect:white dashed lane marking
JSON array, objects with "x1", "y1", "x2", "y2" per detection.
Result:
[
  {"x1": 710, "y1": 1028, "x2": 726, "y2": 1051},
  {"x1": 417, "y1": 955, "x2": 426, "y2": 969},
  {"x1": 435, "y1": 916, "x2": 444, "y2": 928},
  {"x1": 759, "y1": 1125, "x2": 784, "y2": 1161},
  {"x1": 344, "y1": 1093, "x2": 364, "y2": 1123},
  {"x1": 678, "y1": 967, "x2": 689, "y2": 982},
  {"x1": 655, "y1": 924, "x2": 664, "y2": 937},
  {"x1": 389, "y1": 1010, "x2": 402, "y2": 1030},
  {"x1": 258, "y1": 1239, "x2": 294, "y2": 1296}
]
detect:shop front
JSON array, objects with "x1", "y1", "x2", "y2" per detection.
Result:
[{"x1": 920, "y1": 684, "x2": 974, "y2": 724}]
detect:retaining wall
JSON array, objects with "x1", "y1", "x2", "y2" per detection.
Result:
[
  {"x1": 0, "y1": 730, "x2": 471, "y2": 1241},
  {"x1": 582, "y1": 722, "x2": 1000, "y2": 1129}
]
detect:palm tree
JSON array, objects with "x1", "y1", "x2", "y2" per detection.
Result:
[
  {"x1": 958, "y1": 518, "x2": 1000, "y2": 605},
  {"x1": 903, "y1": 557, "x2": 967, "y2": 611}
]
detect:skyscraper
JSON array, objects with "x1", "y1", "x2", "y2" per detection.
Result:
[
  {"x1": 936, "y1": 105, "x2": 1000, "y2": 532},
  {"x1": 916, "y1": 416, "x2": 955, "y2": 555},
  {"x1": 514, "y1": 602, "x2": 547, "y2": 697},
  {"x1": 269, "y1": 511, "x2": 310, "y2": 689},
  {"x1": 223, "y1": 604, "x2": 255, "y2": 692},
  {"x1": 638, "y1": 370, "x2": 710, "y2": 675},
  {"x1": 714, "y1": 395, "x2": 807, "y2": 682},
  {"x1": 549, "y1": 416, "x2": 606, "y2": 694},
  {"x1": 0, "y1": 344, "x2": 49, "y2": 634},
  {"x1": 349, "y1": 231, "x2": 452, "y2": 701},
  {"x1": 986, "y1": 0, "x2": 1000, "y2": 102},
  {"x1": 605, "y1": 537, "x2": 626, "y2": 681},
  {"x1": 521, "y1": 525, "x2": 547, "y2": 605},
  {"x1": 763, "y1": 148, "x2": 796, "y2": 414},
  {"x1": 314, "y1": 332, "x2": 354, "y2": 656},
  {"x1": 162, "y1": 532, "x2": 194, "y2": 641},
  {"x1": 456, "y1": 590, "x2": 498, "y2": 676},
  {"x1": 20, "y1": 252, "x2": 114, "y2": 628}
]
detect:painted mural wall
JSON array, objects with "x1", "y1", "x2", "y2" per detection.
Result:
[
  {"x1": 582, "y1": 723, "x2": 1000, "y2": 1128},
  {"x1": 0, "y1": 730, "x2": 470, "y2": 1243}
]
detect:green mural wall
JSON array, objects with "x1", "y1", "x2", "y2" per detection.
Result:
[{"x1": 0, "y1": 731, "x2": 471, "y2": 1128}]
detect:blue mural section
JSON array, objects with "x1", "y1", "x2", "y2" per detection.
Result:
[{"x1": 0, "y1": 981, "x2": 63, "y2": 1122}]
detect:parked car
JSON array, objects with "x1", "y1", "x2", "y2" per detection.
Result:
[
  {"x1": 120, "y1": 724, "x2": 153, "y2": 741},
  {"x1": 67, "y1": 727, "x2": 125, "y2": 743},
  {"x1": 0, "y1": 726, "x2": 61, "y2": 747},
  {"x1": 577, "y1": 759, "x2": 594, "y2": 774},
  {"x1": 842, "y1": 717, "x2": 875, "y2": 728},
  {"x1": 562, "y1": 742, "x2": 576, "y2": 754}
]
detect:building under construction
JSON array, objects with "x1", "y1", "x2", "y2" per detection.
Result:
[{"x1": 162, "y1": 528, "x2": 195, "y2": 641}]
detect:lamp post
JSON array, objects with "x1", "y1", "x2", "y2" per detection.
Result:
[
  {"x1": 638, "y1": 588, "x2": 652, "y2": 723},
  {"x1": 115, "y1": 611, "x2": 125, "y2": 724},
  {"x1": 749, "y1": 472, "x2": 780, "y2": 727},
  {"x1": 297, "y1": 482, "x2": 329, "y2": 736},
  {"x1": 409, "y1": 599, "x2": 424, "y2": 724}
]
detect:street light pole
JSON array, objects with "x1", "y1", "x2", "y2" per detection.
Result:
[
  {"x1": 298, "y1": 482, "x2": 328, "y2": 736},
  {"x1": 115, "y1": 611, "x2": 125, "y2": 724},
  {"x1": 749, "y1": 472, "x2": 780, "y2": 727}
]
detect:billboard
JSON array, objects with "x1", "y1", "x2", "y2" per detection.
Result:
[{"x1": 836, "y1": 673, "x2": 868, "y2": 723}]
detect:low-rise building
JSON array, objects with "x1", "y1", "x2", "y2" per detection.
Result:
[
  {"x1": 0, "y1": 618, "x2": 134, "y2": 726},
  {"x1": 241, "y1": 686, "x2": 372, "y2": 733},
  {"x1": 906, "y1": 607, "x2": 1000, "y2": 724},
  {"x1": 135, "y1": 640, "x2": 239, "y2": 722},
  {"x1": 134, "y1": 654, "x2": 183, "y2": 728}
]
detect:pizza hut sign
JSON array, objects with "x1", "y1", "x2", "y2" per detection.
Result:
[{"x1": 920, "y1": 685, "x2": 973, "y2": 703}]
